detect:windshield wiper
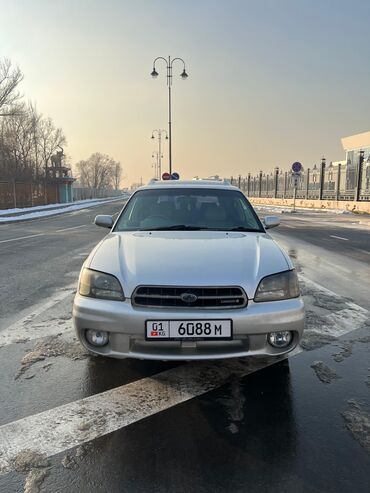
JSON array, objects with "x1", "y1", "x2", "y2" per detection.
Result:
[
  {"x1": 140, "y1": 225, "x2": 206, "y2": 231},
  {"x1": 226, "y1": 227, "x2": 263, "y2": 232}
]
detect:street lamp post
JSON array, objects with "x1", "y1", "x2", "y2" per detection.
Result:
[
  {"x1": 151, "y1": 56, "x2": 188, "y2": 175},
  {"x1": 152, "y1": 151, "x2": 163, "y2": 179},
  {"x1": 151, "y1": 129, "x2": 168, "y2": 179},
  {"x1": 151, "y1": 160, "x2": 158, "y2": 180}
]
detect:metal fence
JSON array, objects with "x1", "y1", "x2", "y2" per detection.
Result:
[
  {"x1": 0, "y1": 179, "x2": 125, "y2": 210},
  {"x1": 72, "y1": 187, "x2": 124, "y2": 201},
  {"x1": 231, "y1": 154, "x2": 370, "y2": 202},
  {"x1": 0, "y1": 180, "x2": 58, "y2": 209}
]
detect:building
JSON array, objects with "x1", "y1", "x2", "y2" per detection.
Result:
[
  {"x1": 341, "y1": 131, "x2": 370, "y2": 197},
  {"x1": 341, "y1": 130, "x2": 370, "y2": 163}
]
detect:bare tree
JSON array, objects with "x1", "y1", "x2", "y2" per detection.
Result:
[
  {"x1": 1, "y1": 105, "x2": 34, "y2": 178},
  {"x1": 0, "y1": 58, "x2": 24, "y2": 117},
  {"x1": 75, "y1": 153, "x2": 122, "y2": 189},
  {"x1": 113, "y1": 162, "x2": 122, "y2": 190},
  {"x1": 0, "y1": 103, "x2": 66, "y2": 179}
]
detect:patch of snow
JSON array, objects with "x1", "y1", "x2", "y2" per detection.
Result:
[
  {"x1": 0, "y1": 196, "x2": 127, "y2": 216},
  {"x1": 0, "y1": 196, "x2": 129, "y2": 223},
  {"x1": 253, "y1": 204, "x2": 353, "y2": 215}
]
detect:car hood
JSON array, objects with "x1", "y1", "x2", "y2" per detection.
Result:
[{"x1": 87, "y1": 231, "x2": 291, "y2": 299}]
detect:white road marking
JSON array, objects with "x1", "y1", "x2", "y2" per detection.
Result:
[
  {"x1": 299, "y1": 275, "x2": 368, "y2": 311},
  {"x1": 283, "y1": 224, "x2": 296, "y2": 229},
  {"x1": 0, "y1": 275, "x2": 369, "y2": 475},
  {"x1": 55, "y1": 225, "x2": 87, "y2": 233},
  {"x1": 0, "y1": 358, "x2": 284, "y2": 475},
  {"x1": 330, "y1": 264, "x2": 351, "y2": 274},
  {"x1": 0, "y1": 233, "x2": 44, "y2": 244},
  {"x1": 330, "y1": 235, "x2": 349, "y2": 241},
  {"x1": 357, "y1": 249, "x2": 370, "y2": 255},
  {"x1": 0, "y1": 286, "x2": 75, "y2": 346},
  {"x1": 0, "y1": 320, "x2": 74, "y2": 348}
]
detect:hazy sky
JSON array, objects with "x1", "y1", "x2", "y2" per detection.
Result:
[{"x1": 1, "y1": 0, "x2": 370, "y2": 185}]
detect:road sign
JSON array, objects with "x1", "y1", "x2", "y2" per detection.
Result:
[
  {"x1": 292, "y1": 162, "x2": 302, "y2": 173},
  {"x1": 171, "y1": 172, "x2": 180, "y2": 180},
  {"x1": 162, "y1": 172, "x2": 171, "y2": 180}
]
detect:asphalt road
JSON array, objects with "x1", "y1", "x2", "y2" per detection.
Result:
[
  {"x1": 0, "y1": 202, "x2": 370, "y2": 493},
  {"x1": 262, "y1": 208, "x2": 370, "y2": 311},
  {"x1": 0, "y1": 200, "x2": 126, "y2": 330}
]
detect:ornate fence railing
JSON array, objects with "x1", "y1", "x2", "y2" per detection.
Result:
[{"x1": 230, "y1": 156, "x2": 370, "y2": 202}]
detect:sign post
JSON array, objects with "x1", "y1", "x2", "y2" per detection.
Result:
[{"x1": 291, "y1": 162, "x2": 302, "y2": 213}]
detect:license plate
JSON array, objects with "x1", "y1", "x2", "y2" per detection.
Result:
[{"x1": 145, "y1": 320, "x2": 232, "y2": 340}]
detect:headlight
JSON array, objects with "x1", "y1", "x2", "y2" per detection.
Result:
[
  {"x1": 254, "y1": 270, "x2": 299, "y2": 302},
  {"x1": 79, "y1": 268, "x2": 125, "y2": 301}
]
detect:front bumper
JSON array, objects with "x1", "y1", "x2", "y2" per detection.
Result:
[{"x1": 73, "y1": 294, "x2": 305, "y2": 361}]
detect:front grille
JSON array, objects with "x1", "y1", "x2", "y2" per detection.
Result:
[{"x1": 132, "y1": 286, "x2": 248, "y2": 309}]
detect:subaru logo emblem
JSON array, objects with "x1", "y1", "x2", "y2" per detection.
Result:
[{"x1": 181, "y1": 292, "x2": 198, "y2": 303}]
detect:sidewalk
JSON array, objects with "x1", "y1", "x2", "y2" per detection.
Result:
[
  {"x1": 253, "y1": 203, "x2": 370, "y2": 227},
  {"x1": 0, "y1": 195, "x2": 129, "y2": 224}
]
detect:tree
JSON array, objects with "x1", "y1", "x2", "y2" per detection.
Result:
[
  {"x1": 75, "y1": 153, "x2": 122, "y2": 189},
  {"x1": 113, "y1": 162, "x2": 122, "y2": 190},
  {"x1": 0, "y1": 103, "x2": 66, "y2": 179},
  {"x1": 0, "y1": 58, "x2": 24, "y2": 117}
]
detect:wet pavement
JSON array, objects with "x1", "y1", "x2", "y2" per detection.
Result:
[{"x1": 0, "y1": 203, "x2": 370, "y2": 492}]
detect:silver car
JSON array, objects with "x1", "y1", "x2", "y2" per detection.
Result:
[{"x1": 73, "y1": 180, "x2": 304, "y2": 360}]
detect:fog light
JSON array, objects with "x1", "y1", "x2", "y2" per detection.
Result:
[
  {"x1": 268, "y1": 331, "x2": 292, "y2": 348},
  {"x1": 85, "y1": 329, "x2": 109, "y2": 347}
]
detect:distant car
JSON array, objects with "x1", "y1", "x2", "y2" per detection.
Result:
[{"x1": 73, "y1": 180, "x2": 304, "y2": 360}]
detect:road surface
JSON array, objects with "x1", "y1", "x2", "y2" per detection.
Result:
[{"x1": 0, "y1": 201, "x2": 369, "y2": 493}]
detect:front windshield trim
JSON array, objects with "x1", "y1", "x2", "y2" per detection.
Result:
[{"x1": 113, "y1": 188, "x2": 265, "y2": 233}]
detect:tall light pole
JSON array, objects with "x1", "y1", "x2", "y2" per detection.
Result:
[
  {"x1": 152, "y1": 151, "x2": 163, "y2": 179},
  {"x1": 151, "y1": 56, "x2": 188, "y2": 175},
  {"x1": 151, "y1": 129, "x2": 168, "y2": 179}
]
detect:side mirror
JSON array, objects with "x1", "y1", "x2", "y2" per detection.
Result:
[
  {"x1": 263, "y1": 215, "x2": 280, "y2": 229},
  {"x1": 95, "y1": 215, "x2": 114, "y2": 229}
]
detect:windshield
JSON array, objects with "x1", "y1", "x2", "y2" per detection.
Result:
[{"x1": 114, "y1": 188, "x2": 264, "y2": 232}]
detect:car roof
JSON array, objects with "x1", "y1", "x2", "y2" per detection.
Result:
[{"x1": 138, "y1": 179, "x2": 239, "y2": 191}]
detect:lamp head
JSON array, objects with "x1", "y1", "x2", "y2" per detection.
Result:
[
  {"x1": 180, "y1": 69, "x2": 188, "y2": 80},
  {"x1": 151, "y1": 68, "x2": 159, "y2": 78}
]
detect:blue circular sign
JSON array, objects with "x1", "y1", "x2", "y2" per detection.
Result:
[
  {"x1": 171, "y1": 172, "x2": 180, "y2": 180},
  {"x1": 292, "y1": 162, "x2": 302, "y2": 173}
]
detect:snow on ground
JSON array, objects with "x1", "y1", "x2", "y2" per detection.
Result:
[
  {"x1": 0, "y1": 196, "x2": 128, "y2": 217},
  {"x1": 253, "y1": 204, "x2": 353, "y2": 215},
  {"x1": 0, "y1": 196, "x2": 129, "y2": 223}
]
